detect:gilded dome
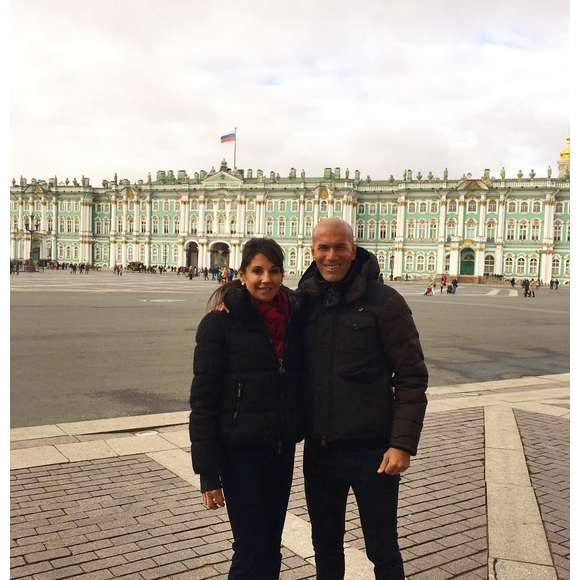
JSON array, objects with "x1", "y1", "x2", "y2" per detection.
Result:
[{"x1": 560, "y1": 135, "x2": 570, "y2": 160}]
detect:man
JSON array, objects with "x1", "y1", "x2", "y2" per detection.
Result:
[{"x1": 298, "y1": 218, "x2": 428, "y2": 580}]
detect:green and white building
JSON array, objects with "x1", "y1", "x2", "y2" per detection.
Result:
[{"x1": 10, "y1": 137, "x2": 570, "y2": 283}]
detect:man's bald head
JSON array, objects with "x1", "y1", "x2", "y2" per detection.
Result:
[
  {"x1": 311, "y1": 218, "x2": 357, "y2": 282},
  {"x1": 312, "y1": 218, "x2": 354, "y2": 245}
]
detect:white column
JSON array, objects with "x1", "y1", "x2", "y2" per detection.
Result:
[
  {"x1": 145, "y1": 242, "x2": 151, "y2": 267},
  {"x1": 314, "y1": 196, "x2": 320, "y2": 224},
  {"x1": 121, "y1": 240, "x2": 127, "y2": 266},
  {"x1": 18, "y1": 197, "x2": 24, "y2": 230},
  {"x1": 111, "y1": 195, "x2": 118, "y2": 234},
  {"x1": 543, "y1": 195, "x2": 555, "y2": 241},
  {"x1": 438, "y1": 196, "x2": 447, "y2": 240},
  {"x1": 393, "y1": 247, "x2": 403, "y2": 278},
  {"x1": 396, "y1": 199, "x2": 405, "y2": 238},
  {"x1": 494, "y1": 245, "x2": 503, "y2": 276},
  {"x1": 449, "y1": 246, "x2": 460, "y2": 277},
  {"x1": 328, "y1": 194, "x2": 334, "y2": 218},
  {"x1": 475, "y1": 246, "x2": 485, "y2": 276},
  {"x1": 298, "y1": 195, "x2": 305, "y2": 235},
  {"x1": 41, "y1": 197, "x2": 47, "y2": 233},
  {"x1": 146, "y1": 197, "x2": 152, "y2": 235},
  {"x1": 478, "y1": 194, "x2": 487, "y2": 238},
  {"x1": 436, "y1": 244, "x2": 445, "y2": 275},
  {"x1": 122, "y1": 196, "x2": 128, "y2": 233},
  {"x1": 457, "y1": 195, "x2": 466, "y2": 238},
  {"x1": 180, "y1": 196, "x2": 188, "y2": 235},
  {"x1": 199, "y1": 197, "x2": 207, "y2": 235},
  {"x1": 497, "y1": 195, "x2": 506, "y2": 242}
]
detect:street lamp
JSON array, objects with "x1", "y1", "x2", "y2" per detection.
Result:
[{"x1": 23, "y1": 215, "x2": 41, "y2": 272}]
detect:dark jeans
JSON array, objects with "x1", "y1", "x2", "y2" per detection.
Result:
[
  {"x1": 220, "y1": 444, "x2": 295, "y2": 580},
  {"x1": 304, "y1": 440, "x2": 405, "y2": 580}
]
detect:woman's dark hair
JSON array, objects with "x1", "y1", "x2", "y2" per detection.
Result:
[{"x1": 207, "y1": 238, "x2": 285, "y2": 310}]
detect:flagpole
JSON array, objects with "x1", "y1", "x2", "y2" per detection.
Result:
[{"x1": 233, "y1": 127, "x2": 237, "y2": 169}]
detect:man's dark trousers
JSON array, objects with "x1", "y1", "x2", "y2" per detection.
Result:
[
  {"x1": 304, "y1": 440, "x2": 405, "y2": 580},
  {"x1": 220, "y1": 444, "x2": 295, "y2": 580}
]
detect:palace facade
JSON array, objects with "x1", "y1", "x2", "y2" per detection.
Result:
[{"x1": 10, "y1": 137, "x2": 570, "y2": 283}]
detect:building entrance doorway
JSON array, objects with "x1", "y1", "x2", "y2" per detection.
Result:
[
  {"x1": 210, "y1": 243, "x2": 230, "y2": 268},
  {"x1": 460, "y1": 248, "x2": 475, "y2": 275},
  {"x1": 186, "y1": 242, "x2": 199, "y2": 268}
]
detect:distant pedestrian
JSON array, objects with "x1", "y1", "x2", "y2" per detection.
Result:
[
  {"x1": 510, "y1": 278, "x2": 516, "y2": 288},
  {"x1": 452, "y1": 279, "x2": 458, "y2": 294},
  {"x1": 555, "y1": 279, "x2": 559, "y2": 290},
  {"x1": 550, "y1": 279, "x2": 554, "y2": 290},
  {"x1": 529, "y1": 279, "x2": 537, "y2": 298},
  {"x1": 378, "y1": 273, "x2": 384, "y2": 284}
]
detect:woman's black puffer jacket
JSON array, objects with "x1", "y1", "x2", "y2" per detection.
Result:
[{"x1": 189, "y1": 285, "x2": 305, "y2": 476}]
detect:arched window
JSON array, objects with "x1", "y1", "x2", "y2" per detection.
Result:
[
  {"x1": 484, "y1": 255, "x2": 495, "y2": 274},
  {"x1": 291, "y1": 218, "x2": 298, "y2": 237},
  {"x1": 369, "y1": 203, "x2": 377, "y2": 215},
  {"x1": 230, "y1": 200, "x2": 237, "y2": 210},
  {"x1": 358, "y1": 204, "x2": 365, "y2": 215},
  {"x1": 127, "y1": 245, "x2": 134, "y2": 262},
  {"x1": 555, "y1": 202, "x2": 564, "y2": 214},
  {"x1": 520, "y1": 201, "x2": 529, "y2": 213},
  {"x1": 565, "y1": 257, "x2": 570, "y2": 277},
  {"x1": 368, "y1": 221, "x2": 376, "y2": 240},
  {"x1": 291, "y1": 200, "x2": 299, "y2": 213},
  {"x1": 405, "y1": 254, "x2": 414, "y2": 272},
  {"x1": 217, "y1": 216, "x2": 226, "y2": 234},
  {"x1": 448, "y1": 199, "x2": 457, "y2": 213},
  {"x1": 162, "y1": 244, "x2": 169, "y2": 264},
  {"x1": 190, "y1": 216, "x2": 198, "y2": 234},
  {"x1": 507, "y1": 201, "x2": 517, "y2": 213},
  {"x1": 506, "y1": 220, "x2": 516, "y2": 241},
  {"x1": 127, "y1": 216, "x2": 134, "y2": 233},
  {"x1": 266, "y1": 200, "x2": 274, "y2": 212},
  {"x1": 151, "y1": 245, "x2": 159, "y2": 263},
  {"x1": 417, "y1": 220, "x2": 427, "y2": 239},
  {"x1": 117, "y1": 215, "x2": 123, "y2": 232},
  {"x1": 206, "y1": 216, "x2": 213, "y2": 234},
  {"x1": 152, "y1": 217, "x2": 159, "y2": 234},
  {"x1": 47, "y1": 215, "x2": 53, "y2": 232},
  {"x1": 58, "y1": 216, "x2": 65, "y2": 233},
  {"x1": 430, "y1": 202, "x2": 438, "y2": 214},
  {"x1": 230, "y1": 217, "x2": 237, "y2": 234},
  {"x1": 66, "y1": 217, "x2": 73, "y2": 233},
  {"x1": 507, "y1": 253, "x2": 516, "y2": 275},
  {"x1": 95, "y1": 218, "x2": 102, "y2": 235},
  {"x1": 516, "y1": 256, "x2": 526, "y2": 275},
  {"x1": 532, "y1": 201, "x2": 541, "y2": 213},
  {"x1": 429, "y1": 220, "x2": 438, "y2": 240},
  {"x1": 407, "y1": 220, "x2": 415, "y2": 240},
  {"x1": 206, "y1": 199, "x2": 214, "y2": 210},
  {"x1": 320, "y1": 200, "x2": 327, "y2": 212},
  {"x1": 277, "y1": 218, "x2": 285, "y2": 237},
  {"x1": 377, "y1": 253, "x2": 386, "y2": 270},
  {"x1": 357, "y1": 221, "x2": 364, "y2": 239},
  {"x1": 390, "y1": 221, "x2": 397, "y2": 240},
  {"x1": 163, "y1": 216, "x2": 170, "y2": 234},
  {"x1": 247, "y1": 199, "x2": 255, "y2": 211},
  {"x1": 408, "y1": 202, "x2": 416, "y2": 214},
  {"x1": 305, "y1": 218, "x2": 312, "y2": 237},
  {"x1": 334, "y1": 200, "x2": 342, "y2": 213},
  {"x1": 266, "y1": 218, "x2": 274, "y2": 237},
  {"x1": 141, "y1": 216, "x2": 147, "y2": 233},
  {"x1": 446, "y1": 220, "x2": 457, "y2": 239},
  {"x1": 531, "y1": 221, "x2": 541, "y2": 242},
  {"x1": 379, "y1": 221, "x2": 387, "y2": 240},
  {"x1": 280, "y1": 200, "x2": 287, "y2": 213},
  {"x1": 303, "y1": 248, "x2": 312, "y2": 268},
  {"x1": 518, "y1": 221, "x2": 528, "y2": 241},
  {"x1": 191, "y1": 199, "x2": 198, "y2": 211},
  {"x1": 104, "y1": 219, "x2": 110, "y2": 235},
  {"x1": 467, "y1": 200, "x2": 477, "y2": 213},
  {"x1": 305, "y1": 200, "x2": 313, "y2": 212},
  {"x1": 380, "y1": 203, "x2": 388, "y2": 215},
  {"x1": 128, "y1": 201, "x2": 134, "y2": 212},
  {"x1": 163, "y1": 200, "x2": 170, "y2": 212},
  {"x1": 529, "y1": 256, "x2": 539, "y2": 277},
  {"x1": 94, "y1": 245, "x2": 101, "y2": 261},
  {"x1": 152, "y1": 200, "x2": 159, "y2": 212},
  {"x1": 416, "y1": 254, "x2": 425, "y2": 272},
  {"x1": 488, "y1": 200, "x2": 497, "y2": 213},
  {"x1": 103, "y1": 244, "x2": 109, "y2": 261},
  {"x1": 465, "y1": 220, "x2": 477, "y2": 239},
  {"x1": 246, "y1": 216, "x2": 255, "y2": 235},
  {"x1": 73, "y1": 244, "x2": 79, "y2": 261},
  {"x1": 173, "y1": 216, "x2": 180, "y2": 234},
  {"x1": 427, "y1": 254, "x2": 436, "y2": 273},
  {"x1": 444, "y1": 253, "x2": 450, "y2": 272},
  {"x1": 551, "y1": 255, "x2": 561, "y2": 277},
  {"x1": 486, "y1": 221, "x2": 497, "y2": 241},
  {"x1": 419, "y1": 202, "x2": 427, "y2": 214},
  {"x1": 289, "y1": 250, "x2": 297, "y2": 269},
  {"x1": 172, "y1": 244, "x2": 179, "y2": 264},
  {"x1": 218, "y1": 199, "x2": 225, "y2": 211},
  {"x1": 553, "y1": 222, "x2": 562, "y2": 242}
]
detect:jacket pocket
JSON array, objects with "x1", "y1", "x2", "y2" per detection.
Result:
[
  {"x1": 232, "y1": 383, "x2": 244, "y2": 426},
  {"x1": 339, "y1": 315, "x2": 377, "y2": 350}
]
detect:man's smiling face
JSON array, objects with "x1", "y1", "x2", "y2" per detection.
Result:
[{"x1": 311, "y1": 219, "x2": 356, "y2": 283}]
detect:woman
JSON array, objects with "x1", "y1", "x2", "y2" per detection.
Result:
[{"x1": 189, "y1": 238, "x2": 304, "y2": 579}]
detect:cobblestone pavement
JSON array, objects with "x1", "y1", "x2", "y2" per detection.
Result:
[{"x1": 11, "y1": 374, "x2": 570, "y2": 579}]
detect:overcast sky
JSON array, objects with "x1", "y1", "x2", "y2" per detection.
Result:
[{"x1": 11, "y1": 0, "x2": 569, "y2": 184}]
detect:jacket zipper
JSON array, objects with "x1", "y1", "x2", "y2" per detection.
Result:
[{"x1": 233, "y1": 383, "x2": 243, "y2": 425}]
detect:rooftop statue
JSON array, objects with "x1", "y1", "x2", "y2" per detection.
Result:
[
  {"x1": 345, "y1": 168, "x2": 349, "y2": 179},
  {"x1": 147, "y1": 172, "x2": 152, "y2": 184},
  {"x1": 547, "y1": 166, "x2": 552, "y2": 179},
  {"x1": 517, "y1": 170, "x2": 523, "y2": 179},
  {"x1": 389, "y1": 175, "x2": 394, "y2": 183},
  {"x1": 73, "y1": 178, "x2": 79, "y2": 186},
  {"x1": 443, "y1": 168, "x2": 448, "y2": 181},
  {"x1": 428, "y1": 172, "x2": 433, "y2": 181},
  {"x1": 12, "y1": 178, "x2": 16, "y2": 186},
  {"x1": 500, "y1": 167, "x2": 506, "y2": 179},
  {"x1": 417, "y1": 171, "x2": 422, "y2": 181},
  {"x1": 301, "y1": 169, "x2": 305, "y2": 180},
  {"x1": 529, "y1": 169, "x2": 536, "y2": 179}
]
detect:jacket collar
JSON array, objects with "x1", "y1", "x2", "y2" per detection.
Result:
[{"x1": 298, "y1": 246, "x2": 380, "y2": 305}]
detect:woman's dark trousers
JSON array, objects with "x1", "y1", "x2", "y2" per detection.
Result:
[
  {"x1": 220, "y1": 444, "x2": 295, "y2": 580},
  {"x1": 304, "y1": 440, "x2": 405, "y2": 580}
]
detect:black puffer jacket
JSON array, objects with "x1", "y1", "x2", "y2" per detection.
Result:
[
  {"x1": 298, "y1": 247, "x2": 428, "y2": 455},
  {"x1": 189, "y1": 285, "x2": 305, "y2": 475}
]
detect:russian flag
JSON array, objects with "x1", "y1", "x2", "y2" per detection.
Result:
[{"x1": 221, "y1": 131, "x2": 236, "y2": 143}]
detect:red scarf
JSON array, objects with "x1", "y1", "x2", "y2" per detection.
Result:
[{"x1": 254, "y1": 290, "x2": 289, "y2": 357}]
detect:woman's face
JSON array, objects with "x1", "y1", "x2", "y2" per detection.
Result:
[{"x1": 240, "y1": 253, "x2": 283, "y2": 302}]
